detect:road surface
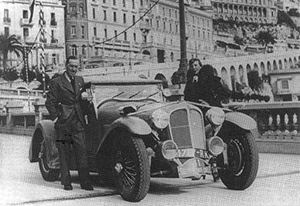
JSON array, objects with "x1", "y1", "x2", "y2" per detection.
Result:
[{"x1": 0, "y1": 133, "x2": 300, "y2": 206}]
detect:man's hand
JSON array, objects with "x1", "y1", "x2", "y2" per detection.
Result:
[
  {"x1": 53, "y1": 117, "x2": 58, "y2": 123},
  {"x1": 81, "y1": 91, "x2": 93, "y2": 101}
]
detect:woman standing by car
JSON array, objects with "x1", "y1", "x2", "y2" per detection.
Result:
[{"x1": 184, "y1": 59, "x2": 231, "y2": 107}]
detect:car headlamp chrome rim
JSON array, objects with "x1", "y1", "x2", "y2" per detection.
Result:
[
  {"x1": 162, "y1": 88, "x2": 172, "y2": 97},
  {"x1": 206, "y1": 107, "x2": 225, "y2": 126},
  {"x1": 151, "y1": 109, "x2": 169, "y2": 129},
  {"x1": 207, "y1": 136, "x2": 224, "y2": 156},
  {"x1": 161, "y1": 140, "x2": 178, "y2": 160}
]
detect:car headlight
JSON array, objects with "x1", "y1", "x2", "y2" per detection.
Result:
[
  {"x1": 207, "y1": 136, "x2": 224, "y2": 156},
  {"x1": 162, "y1": 88, "x2": 172, "y2": 97},
  {"x1": 206, "y1": 107, "x2": 225, "y2": 126},
  {"x1": 161, "y1": 140, "x2": 178, "y2": 160},
  {"x1": 151, "y1": 109, "x2": 169, "y2": 129}
]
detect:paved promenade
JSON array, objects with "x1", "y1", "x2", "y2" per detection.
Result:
[{"x1": 0, "y1": 133, "x2": 300, "y2": 206}]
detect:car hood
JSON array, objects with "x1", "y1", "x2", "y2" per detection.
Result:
[{"x1": 97, "y1": 99, "x2": 198, "y2": 125}]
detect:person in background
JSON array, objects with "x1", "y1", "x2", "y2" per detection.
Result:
[
  {"x1": 45, "y1": 56, "x2": 93, "y2": 191},
  {"x1": 184, "y1": 58, "x2": 231, "y2": 107}
]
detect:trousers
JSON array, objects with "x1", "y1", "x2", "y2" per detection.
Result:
[{"x1": 55, "y1": 110, "x2": 91, "y2": 186}]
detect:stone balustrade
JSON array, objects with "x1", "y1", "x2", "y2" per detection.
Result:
[
  {"x1": 226, "y1": 101, "x2": 300, "y2": 154},
  {"x1": 1, "y1": 99, "x2": 300, "y2": 153}
]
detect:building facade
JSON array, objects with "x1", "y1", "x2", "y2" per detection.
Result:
[
  {"x1": 211, "y1": 0, "x2": 278, "y2": 24},
  {"x1": 64, "y1": 0, "x2": 214, "y2": 65},
  {"x1": 0, "y1": 0, "x2": 65, "y2": 71}
]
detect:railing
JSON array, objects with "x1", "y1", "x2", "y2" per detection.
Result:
[
  {"x1": 226, "y1": 101, "x2": 300, "y2": 154},
  {"x1": 1, "y1": 98, "x2": 300, "y2": 153},
  {"x1": 0, "y1": 99, "x2": 50, "y2": 136}
]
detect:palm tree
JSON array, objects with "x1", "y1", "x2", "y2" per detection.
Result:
[
  {"x1": 0, "y1": 34, "x2": 23, "y2": 71},
  {"x1": 255, "y1": 31, "x2": 276, "y2": 47}
]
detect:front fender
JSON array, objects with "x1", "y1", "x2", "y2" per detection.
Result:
[
  {"x1": 225, "y1": 112, "x2": 257, "y2": 130},
  {"x1": 103, "y1": 116, "x2": 152, "y2": 138},
  {"x1": 29, "y1": 120, "x2": 58, "y2": 168}
]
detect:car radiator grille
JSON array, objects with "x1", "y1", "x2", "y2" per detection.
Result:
[{"x1": 169, "y1": 108, "x2": 206, "y2": 150}]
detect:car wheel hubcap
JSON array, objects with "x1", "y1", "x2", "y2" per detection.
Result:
[{"x1": 115, "y1": 163, "x2": 123, "y2": 173}]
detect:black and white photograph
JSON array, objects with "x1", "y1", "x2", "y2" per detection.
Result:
[{"x1": 0, "y1": 0, "x2": 300, "y2": 205}]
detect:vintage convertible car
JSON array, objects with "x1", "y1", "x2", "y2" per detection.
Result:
[{"x1": 29, "y1": 78, "x2": 259, "y2": 202}]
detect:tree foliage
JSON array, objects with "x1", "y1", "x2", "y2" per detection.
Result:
[
  {"x1": 278, "y1": 10, "x2": 297, "y2": 29},
  {"x1": 20, "y1": 66, "x2": 36, "y2": 83},
  {"x1": 2, "y1": 68, "x2": 19, "y2": 82},
  {"x1": 255, "y1": 31, "x2": 276, "y2": 46},
  {"x1": 0, "y1": 34, "x2": 23, "y2": 71}
]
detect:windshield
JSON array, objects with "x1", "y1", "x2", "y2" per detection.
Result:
[{"x1": 92, "y1": 83, "x2": 163, "y2": 103}]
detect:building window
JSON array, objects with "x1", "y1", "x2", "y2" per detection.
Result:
[
  {"x1": 103, "y1": 10, "x2": 107, "y2": 20},
  {"x1": 79, "y1": 4, "x2": 84, "y2": 17},
  {"x1": 94, "y1": 27, "x2": 97, "y2": 36},
  {"x1": 132, "y1": 0, "x2": 135, "y2": 9},
  {"x1": 82, "y1": 45, "x2": 86, "y2": 55},
  {"x1": 140, "y1": 0, "x2": 143, "y2": 7},
  {"x1": 71, "y1": 26, "x2": 76, "y2": 37},
  {"x1": 104, "y1": 28, "x2": 107, "y2": 38},
  {"x1": 163, "y1": 22, "x2": 166, "y2": 31},
  {"x1": 133, "y1": 33, "x2": 136, "y2": 42},
  {"x1": 113, "y1": 12, "x2": 117, "y2": 22},
  {"x1": 23, "y1": 28, "x2": 29, "y2": 37},
  {"x1": 4, "y1": 9, "x2": 10, "y2": 23},
  {"x1": 124, "y1": 31, "x2": 127, "y2": 41},
  {"x1": 71, "y1": 45, "x2": 77, "y2": 56},
  {"x1": 157, "y1": 20, "x2": 159, "y2": 29},
  {"x1": 70, "y1": 5, "x2": 76, "y2": 17},
  {"x1": 4, "y1": 27, "x2": 9, "y2": 36},
  {"x1": 132, "y1": 15, "x2": 136, "y2": 24},
  {"x1": 93, "y1": 8, "x2": 96, "y2": 19},
  {"x1": 281, "y1": 80, "x2": 289, "y2": 89},
  {"x1": 81, "y1": 26, "x2": 85, "y2": 38},
  {"x1": 113, "y1": 0, "x2": 116, "y2": 6},
  {"x1": 103, "y1": 0, "x2": 106, "y2": 3},
  {"x1": 123, "y1": 0, "x2": 126, "y2": 7},
  {"x1": 123, "y1": 13, "x2": 126, "y2": 24},
  {"x1": 51, "y1": 13, "x2": 57, "y2": 26},
  {"x1": 114, "y1": 30, "x2": 118, "y2": 40},
  {"x1": 23, "y1": 10, "x2": 28, "y2": 19}
]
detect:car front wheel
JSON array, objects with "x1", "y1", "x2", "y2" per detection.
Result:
[
  {"x1": 218, "y1": 131, "x2": 259, "y2": 190},
  {"x1": 112, "y1": 134, "x2": 150, "y2": 202},
  {"x1": 39, "y1": 141, "x2": 60, "y2": 181}
]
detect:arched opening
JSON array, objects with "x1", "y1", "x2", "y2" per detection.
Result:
[
  {"x1": 273, "y1": 60, "x2": 277, "y2": 70},
  {"x1": 284, "y1": 58, "x2": 288, "y2": 70},
  {"x1": 289, "y1": 58, "x2": 294, "y2": 69},
  {"x1": 278, "y1": 60, "x2": 283, "y2": 70},
  {"x1": 221, "y1": 67, "x2": 230, "y2": 90}
]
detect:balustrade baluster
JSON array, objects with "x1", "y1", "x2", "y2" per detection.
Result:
[{"x1": 291, "y1": 113, "x2": 298, "y2": 136}]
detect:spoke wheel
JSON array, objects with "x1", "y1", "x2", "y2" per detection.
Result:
[
  {"x1": 218, "y1": 131, "x2": 259, "y2": 190},
  {"x1": 38, "y1": 141, "x2": 60, "y2": 181},
  {"x1": 112, "y1": 134, "x2": 150, "y2": 202}
]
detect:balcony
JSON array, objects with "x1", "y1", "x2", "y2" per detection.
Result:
[
  {"x1": 3, "y1": 17, "x2": 11, "y2": 24},
  {"x1": 19, "y1": 18, "x2": 34, "y2": 27}
]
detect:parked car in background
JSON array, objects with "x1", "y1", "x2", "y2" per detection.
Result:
[{"x1": 29, "y1": 78, "x2": 259, "y2": 202}]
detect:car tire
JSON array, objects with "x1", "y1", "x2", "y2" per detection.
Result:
[
  {"x1": 39, "y1": 141, "x2": 60, "y2": 181},
  {"x1": 112, "y1": 134, "x2": 150, "y2": 202},
  {"x1": 218, "y1": 131, "x2": 259, "y2": 190}
]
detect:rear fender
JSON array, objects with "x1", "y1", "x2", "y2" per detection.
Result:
[
  {"x1": 225, "y1": 112, "x2": 257, "y2": 130},
  {"x1": 29, "y1": 120, "x2": 58, "y2": 167}
]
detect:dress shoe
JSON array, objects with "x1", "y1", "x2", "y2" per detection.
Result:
[
  {"x1": 64, "y1": 185, "x2": 73, "y2": 190},
  {"x1": 81, "y1": 184, "x2": 94, "y2": 191}
]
